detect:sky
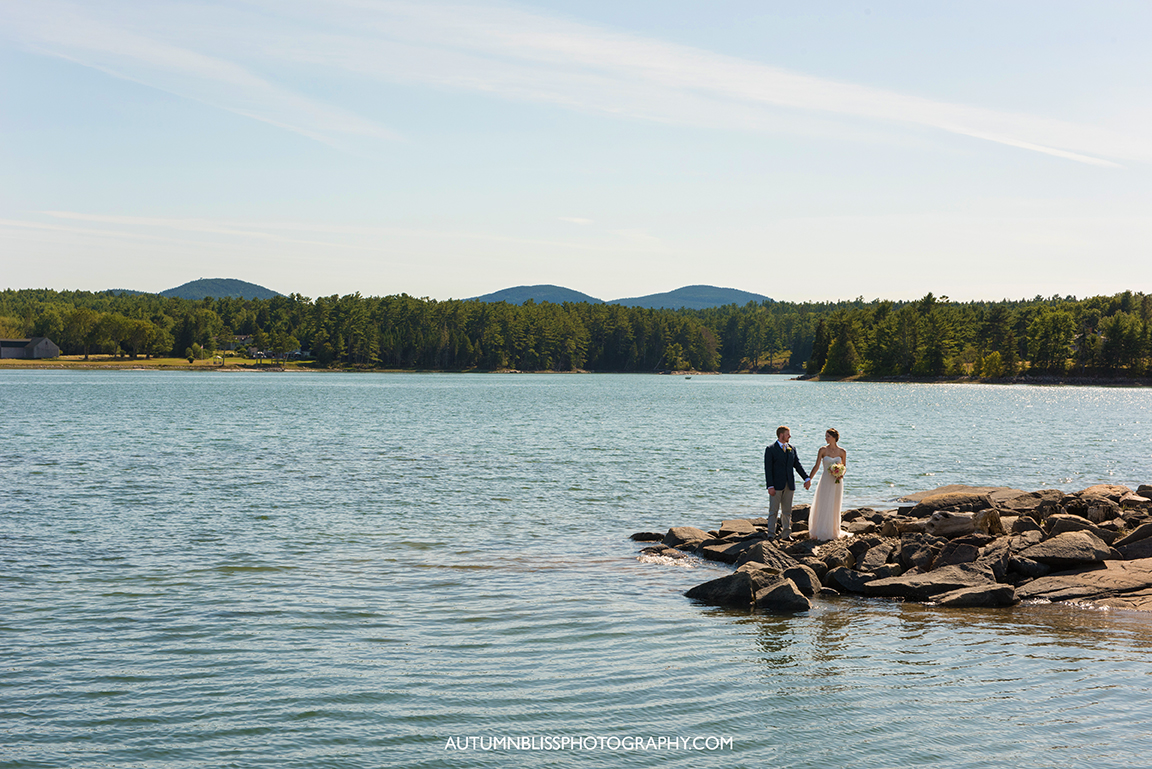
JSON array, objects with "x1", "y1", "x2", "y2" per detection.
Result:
[{"x1": 2, "y1": 0, "x2": 1151, "y2": 303}]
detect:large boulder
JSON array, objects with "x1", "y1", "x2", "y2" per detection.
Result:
[
  {"x1": 699, "y1": 536, "x2": 765, "y2": 564},
  {"x1": 859, "y1": 542, "x2": 896, "y2": 572},
  {"x1": 754, "y1": 577, "x2": 811, "y2": 612},
  {"x1": 897, "y1": 532, "x2": 946, "y2": 570},
  {"x1": 735, "y1": 540, "x2": 802, "y2": 571},
  {"x1": 1016, "y1": 558, "x2": 1152, "y2": 609},
  {"x1": 1117, "y1": 538, "x2": 1152, "y2": 560},
  {"x1": 909, "y1": 491, "x2": 993, "y2": 518},
  {"x1": 1044, "y1": 514, "x2": 1118, "y2": 544},
  {"x1": 718, "y1": 519, "x2": 758, "y2": 537},
  {"x1": 865, "y1": 563, "x2": 996, "y2": 600},
  {"x1": 934, "y1": 584, "x2": 1019, "y2": 608},
  {"x1": 1009, "y1": 555, "x2": 1051, "y2": 580},
  {"x1": 924, "y1": 511, "x2": 977, "y2": 539},
  {"x1": 901, "y1": 485, "x2": 1025, "y2": 507},
  {"x1": 1113, "y1": 522, "x2": 1152, "y2": 549},
  {"x1": 825, "y1": 566, "x2": 875, "y2": 594},
  {"x1": 783, "y1": 564, "x2": 822, "y2": 597},
  {"x1": 1075, "y1": 484, "x2": 1132, "y2": 502},
  {"x1": 664, "y1": 526, "x2": 710, "y2": 548},
  {"x1": 1018, "y1": 531, "x2": 1114, "y2": 569},
  {"x1": 685, "y1": 562, "x2": 782, "y2": 608},
  {"x1": 1001, "y1": 489, "x2": 1064, "y2": 516},
  {"x1": 932, "y1": 540, "x2": 981, "y2": 569},
  {"x1": 1011, "y1": 516, "x2": 1043, "y2": 534}
]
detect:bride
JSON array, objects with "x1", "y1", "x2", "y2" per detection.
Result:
[{"x1": 807, "y1": 428, "x2": 847, "y2": 541}]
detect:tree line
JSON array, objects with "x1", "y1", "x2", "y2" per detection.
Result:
[{"x1": 1, "y1": 287, "x2": 1150, "y2": 378}]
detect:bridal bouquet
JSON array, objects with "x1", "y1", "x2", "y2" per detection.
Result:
[{"x1": 830, "y1": 463, "x2": 846, "y2": 484}]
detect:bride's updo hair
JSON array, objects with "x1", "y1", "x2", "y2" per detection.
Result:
[{"x1": 826, "y1": 428, "x2": 840, "y2": 441}]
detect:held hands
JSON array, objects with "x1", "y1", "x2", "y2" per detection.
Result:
[
  {"x1": 803, "y1": 479, "x2": 811, "y2": 490},
  {"x1": 767, "y1": 487, "x2": 776, "y2": 496}
]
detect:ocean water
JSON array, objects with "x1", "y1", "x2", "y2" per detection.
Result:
[{"x1": 2, "y1": 371, "x2": 1151, "y2": 768}]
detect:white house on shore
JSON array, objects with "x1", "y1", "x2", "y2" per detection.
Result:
[{"x1": 0, "y1": 337, "x2": 62, "y2": 359}]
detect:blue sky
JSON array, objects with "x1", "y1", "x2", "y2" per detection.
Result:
[{"x1": 2, "y1": 0, "x2": 1150, "y2": 302}]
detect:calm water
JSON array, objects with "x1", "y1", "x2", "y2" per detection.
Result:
[{"x1": 2, "y1": 371, "x2": 1151, "y2": 768}]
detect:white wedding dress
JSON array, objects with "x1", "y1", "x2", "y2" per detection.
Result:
[{"x1": 808, "y1": 455, "x2": 844, "y2": 541}]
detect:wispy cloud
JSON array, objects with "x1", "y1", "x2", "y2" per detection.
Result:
[{"x1": 1, "y1": 0, "x2": 1144, "y2": 165}]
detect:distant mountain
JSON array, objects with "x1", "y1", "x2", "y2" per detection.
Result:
[
  {"x1": 609, "y1": 285, "x2": 772, "y2": 310},
  {"x1": 469, "y1": 284, "x2": 604, "y2": 304},
  {"x1": 159, "y1": 278, "x2": 282, "y2": 300}
]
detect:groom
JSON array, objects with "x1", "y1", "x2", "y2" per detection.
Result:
[{"x1": 764, "y1": 425, "x2": 811, "y2": 539}]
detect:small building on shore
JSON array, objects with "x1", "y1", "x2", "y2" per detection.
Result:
[{"x1": 0, "y1": 337, "x2": 62, "y2": 359}]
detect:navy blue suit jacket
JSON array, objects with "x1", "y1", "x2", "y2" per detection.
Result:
[{"x1": 764, "y1": 442, "x2": 809, "y2": 491}]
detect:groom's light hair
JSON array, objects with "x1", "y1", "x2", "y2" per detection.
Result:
[{"x1": 776, "y1": 425, "x2": 789, "y2": 438}]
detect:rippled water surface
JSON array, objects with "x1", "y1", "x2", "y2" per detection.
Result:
[{"x1": 3, "y1": 371, "x2": 1152, "y2": 768}]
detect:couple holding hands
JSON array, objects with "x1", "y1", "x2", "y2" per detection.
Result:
[{"x1": 764, "y1": 425, "x2": 847, "y2": 541}]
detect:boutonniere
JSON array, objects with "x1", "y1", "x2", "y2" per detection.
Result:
[{"x1": 784, "y1": 445, "x2": 791, "y2": 453}]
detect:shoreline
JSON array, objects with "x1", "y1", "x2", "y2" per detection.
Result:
[{"x1": 3, "y1": 358, "x2": 1150, "y2": 386}]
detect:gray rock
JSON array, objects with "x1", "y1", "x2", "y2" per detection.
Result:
[
  {"x1": 932, "y1": 541, "x2": 981, "y2": 569},
  {"x1": 734, "y1": 540, "x2": 802, "y2": 571},
  {"x1": 685, "y1": 571, "x2": 758, "y2": 607},
  {"x1": 783, "y1": 565, "x2": 822, "y2": 597},
  {"x1": 684, "y1": 563, "x2": 783, "y2": 607},
  {"x1": 754, "y1": 578, "x2": 811, "y2": 612},
  {"x1": 901, "y1": 485, "x2": 1025, "y2": 507},
  {"x1": 1117, "y1": 538, "x2": 1152, "y2": 560},
  {"x1": 934, "y1": 584, "x2": 1019, "y2": 608},
  {"x1": 798, "y1": 556, "x2": 828, "y2": 579},
  {"x1": 1009, "y1": 515, "x2": 1046, "y2": 534},
  {"x1": 1044, "y1": 513, "x2": 1118, "y2": 544},
  {"x1": 870, "y1": 563, "x2": 904, "y2": 579},
  {"x1": 925, "y1": 511, "x2": 977, "y2": 539},
  {"x1": 909, "y1": 491, "x2": 993, "y2": 518},
  {"x1": 1018, "y1": 531, "x2": 1114, "y2": 569},
  {"x1": 860, "y1": 543, "x2": 895, "y2": 572},
  {"x1": 699, "y1": 537, "x2": 764, "y2": 564},
  {"x1": 1120, "y1": 493, "x2": 1152, "y2": 510},
  {"x1": 865, "y1": 563, "x2": 996, "y2": 600},
  {"x1": 1015, "y1": 557, "x2": 1152, "y2": 609},
  {"x1": 718, "y1": 519, "x2": 758, "y2": 537},
  {"x1": 976, "y1": 539, "x2": 1012, "y2": 581},
  {"x1": 1113, "y1": 521, "x2": 1152, "y2": 549},
  {"x1": 1009, "y1": 530, "x2": 1044, "y2": 552},
  {"x1": 880, "y1": 518, "x2": 927, "y2": 537},
  {"x1": 845, "y1": 520, "x2": 878, "y2": 535},
  {"x1": 825, "y1": 566, "x2": 876, "y2": 594},
  {"x1": 1075, "y1": 484, "x2": 1132, "y2": 502},
  {"x1": 898, "y1": 532, "x2": 946, "y2": 570},
  {"x1": 1001, "y1": 489, "x2": 1064, "y2": 515},
  {"x1": 664, "y1": 526, "x2": 711, "y2": 548},
  {"x1": 1009, "y1": 556, "x2": 1051, "y2": 579},
  {"x1": 630, "y1": 531, "x2": 664, "y2": 541}
]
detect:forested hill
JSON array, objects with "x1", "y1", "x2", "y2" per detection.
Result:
[
  {"x1": 469, "y1": 285, "x2": 603, "y2": 304},
  {"x1": 611, "y1": 285, "x2": 772, "y2": 310},
  {"x1": 160, "y1": 278, "x2": 281, "y2": 300},
  {"x1": 0, "y1": 288, "x2": 1149, "y2": 379}
]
